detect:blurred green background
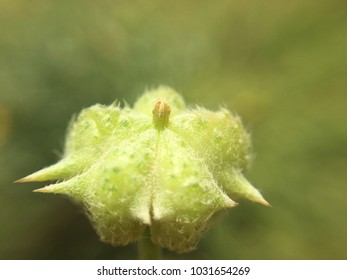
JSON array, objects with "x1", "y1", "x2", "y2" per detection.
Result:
[{"x1": 1, "y1": 0, "x2": 346, "y2": 259}]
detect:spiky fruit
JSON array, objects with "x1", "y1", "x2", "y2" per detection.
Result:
[{"x1": 18, "y1": 86, "x2": 269, "y2": 253}]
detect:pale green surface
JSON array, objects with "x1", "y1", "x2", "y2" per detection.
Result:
[
  {"x1": 0, "y1": 0, "x2": 346, "y2": 259},
  {"x1": 21, "y1": 88, "x2": 259, "y2": 253}
]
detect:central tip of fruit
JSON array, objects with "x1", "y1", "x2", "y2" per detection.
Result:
[{"x1": 152, "y1": 98, "x2": 171, "y2": 130}]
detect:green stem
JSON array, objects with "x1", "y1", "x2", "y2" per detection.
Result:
[{"x1": 137, "y1": 228, "x2": 162, "y2": 260}]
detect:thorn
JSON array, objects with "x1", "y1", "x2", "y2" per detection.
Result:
[
  {"x1": 258, "y1": 197, "x2": 272, "y2": 207},
  {"x1": 227, "y1": 200, "x2": 239, "y2": 207},
  {"x1": 15, "y1": 175, "x2": 34, "y2": 183},
  {"x1": 33, "y1": 185, "x2": 57, "y2": 193},
  {"x1": 231, "y1": 201, "x2": 239, "y2": 207},
  {"x1": 33, "y1": 187, "x2": 50, "y2": 193}
]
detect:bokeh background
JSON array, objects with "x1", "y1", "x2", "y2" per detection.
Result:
[{"x1": 1, "y1": 0, "x2": 346, "y2": 259}]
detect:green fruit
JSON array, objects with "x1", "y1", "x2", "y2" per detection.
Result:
[{"x1": 18, "y1": 86, "x2": 269, "y2": 253}]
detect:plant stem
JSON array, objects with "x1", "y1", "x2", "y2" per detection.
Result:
[{"x1": 137, "y1": 228, "x2": 162, "y2": 260}]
